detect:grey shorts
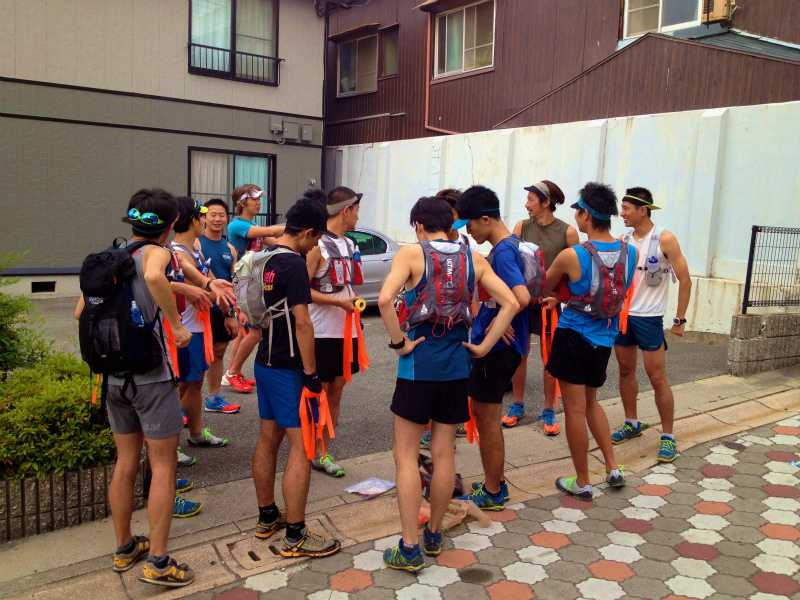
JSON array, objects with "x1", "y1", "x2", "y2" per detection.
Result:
[{"x1": 106, "y1": 380, "x2": 183, "y2": 439}]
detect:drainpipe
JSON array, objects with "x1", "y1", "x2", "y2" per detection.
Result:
[
  {"x1": 320, "y1": 6, "x2": 330, "y2": 188},
  {"x1": 424, "y1": 12, "x2": 459, "y2": 136}
]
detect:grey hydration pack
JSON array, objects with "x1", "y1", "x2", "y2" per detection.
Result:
[
  {"x1": 398, "y1": 240, "x2": 474, "y2": 334},
  {"x1": 481, "y1": 237, "x2": 546, "y2": 309},
  {"x1": 623, "y1": 226, "x2": 677, "y2": 287},
  {"x1": 233, "y1": 247, "x2": 297, "y2": 365},
  {"x1": 565, "y1": 242, "x2": 630, "y2": 320},
  {"x1": 311, "y1": 236, "x2": 361, "y2": 294}
]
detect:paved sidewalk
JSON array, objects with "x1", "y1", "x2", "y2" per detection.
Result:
[{"x1": 2, "y1": 367, "x2": 799, "y2": 599}]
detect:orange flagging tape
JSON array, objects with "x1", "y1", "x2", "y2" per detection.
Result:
[
  {"x1": 541, "y1": 307, "x2": 561, "y2": 410},
  {"x1": 91, "y1": 373, "x2": 100, "y2": 404},
  {"x1": 464, "y1": 397, "x2": 480, "y2": 446},
  {"x1": 343, "y1": 306, "x2": 371, "y2": 385},
  {"x1": 199, "y1": 309, "x2": 214, "y2": 365},
  {"x1": 355, "y1": 309, "x2": 370, "y2": 372},
  {"x1": 619, "y1": 283, "x2": 635, "y2": 335},
  {"x1": 163, "y1": 319, "x2": 180, "y2": 379},
  {"x1": 299, "y1": 388, "x2": 335, "y2": 461}
]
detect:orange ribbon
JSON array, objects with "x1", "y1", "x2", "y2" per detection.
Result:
[
  {"x1": 464, "y1": 397, "x2": 480, "y2": 446},
  {"x1": 162, "y1": 319, "x2": 180, "y2": 379},
  {"x1": 299, "y1": 389, "x2": 335, "y2": 461},
  {"x1": 199, "y1": 309, "x2": 214, "y2": 365},
  {"x1": 343, "y1": 307, "x2": 370, "y2": 385},
  {"x1": 91, "y1": 373, "x2": 100, "y2": 404},
  {"x1": 619, "y1": 283, "x2": 635, "y2": 334},
  {"x1": 541, "y1": 306, "x2": 561, "y2": 410}
]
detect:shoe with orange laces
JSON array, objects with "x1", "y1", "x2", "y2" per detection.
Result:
[
  {"x1": 539, "y1": 409, "x2": 560, "y2": 436},
  {"x1": 223, "y1": 372, "x2": 253, "y2": 393}
]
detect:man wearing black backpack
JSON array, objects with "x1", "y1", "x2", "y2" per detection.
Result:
[{"x1": 97, "y1": 189, "x2": 195, "y2": 587}]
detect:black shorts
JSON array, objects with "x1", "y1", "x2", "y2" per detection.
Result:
[
  {"x1": 546, "y1": 328, "x2": 612, "y2": 388},
  {"x1": 391, "y1": 378, "x2": 470, "y2": 425},
  {"x1": 529, "y1": 304, "x2": 562, "y2": 337},
  {"x1": 210, "y1": 310, "x2": 234, "y2": 344},
  {"x1": 315, "y1": 337, "x2": 360, "y2": 383},
  {"x1": 468, "y1": 345, "x2": 522, "y2": 404}
]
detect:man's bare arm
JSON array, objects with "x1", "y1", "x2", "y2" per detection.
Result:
[
  {"x1": 661, "y1": 231, "x2": 692, "y2": 335},
  {"x1": 246, "y1": 224, "x2": 285, "y2": 239}
]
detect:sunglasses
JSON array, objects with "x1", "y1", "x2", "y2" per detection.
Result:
[{"x1": 128, "y1": 208, "x2": 164, "y2": 225}]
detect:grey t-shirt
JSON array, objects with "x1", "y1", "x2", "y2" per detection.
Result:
[{"x1": 107, "y1": 241, "x2": 173, "y2": 387}]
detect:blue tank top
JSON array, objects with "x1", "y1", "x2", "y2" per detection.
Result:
[
  {"x1": 398, "y1": 241, "x2": 475, "y2": 382},
  {"x1": 200, "y1": 235, "x2": 234, "y2": 312}
]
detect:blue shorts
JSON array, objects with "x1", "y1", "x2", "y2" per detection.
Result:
[
  {"x1": 254, "y1": 363, "x2": 318, "y2": 428},
  {"x1": 176, "y1": 333, "x2": 210, "y2": 382},
  {"x1": 614, "y1": 316, "x2": 667, "y2": 352}
]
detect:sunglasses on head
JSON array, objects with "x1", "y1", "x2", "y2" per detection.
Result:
[{"x1": 128, "y1": 208, "x2": 164, "y2": 225}]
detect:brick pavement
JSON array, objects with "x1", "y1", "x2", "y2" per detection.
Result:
[{"x1": 207, "y1": 416, "x2": 800, "y2": 600}]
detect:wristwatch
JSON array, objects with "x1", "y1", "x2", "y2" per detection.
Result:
[
  {"x1": 388, "y1": 338, "x2": 406, "y2": 349},
  {"x1": 226, "y1": 308, "x2": 236, "y2": 318},
  {"x1": 673, "y1": 317, "x2": 687, "y2": 325}
]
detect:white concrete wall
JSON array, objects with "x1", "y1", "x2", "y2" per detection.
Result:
[
  {"x1": 0, "y1": 0, "x2": 324, "y2": 117},
  {"x1": 327, "y1": 101, "x2": 800, "y2": 334}
]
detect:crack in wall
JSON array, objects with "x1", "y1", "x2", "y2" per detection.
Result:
[
  {"x1": 357, "y1": 143, "x2": 374, "y2": 192},
  {"x1": 465, "y1": 136, "x2": 475, "y2": 185}
]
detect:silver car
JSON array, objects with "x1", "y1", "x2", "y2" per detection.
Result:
[{"x1": 345, "y1": 226, "x2": 400, "y2": 306}]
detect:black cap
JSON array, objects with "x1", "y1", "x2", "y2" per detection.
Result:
[
  {"x1": 453, "y1": 185, "x2": 501, "y2": 230},
  {"x1": 285, "y1": 198, "x2": 339, "y2": 238}
]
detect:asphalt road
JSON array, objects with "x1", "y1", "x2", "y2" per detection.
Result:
[{"x1": 38, "y1": 298, "x2": 730, "y2": 489}]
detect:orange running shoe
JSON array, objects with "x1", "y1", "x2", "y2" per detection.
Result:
[
  {"x1": 224, "y1": 372, "x2": 253, "y2": 393},
  {"x1": 540, "y1": 410, "x2": 560, "y2": 436},
  {"x1": 501, "y1": 403, "x2": 526, "y2": 428}
]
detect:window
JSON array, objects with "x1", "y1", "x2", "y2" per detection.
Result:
[
  {"x1": 189, "y1": 149, "x2": 277, "y2": 221},
  {"x1": 435, "y1": 1, "x2": 494, "y2": 78},
  {"x1": 381, "y1": 27, "x2": 399, "y2": 77},
  {"x1": 624, "y1": 0, "x2": 701, "y2": 38},
  {"x1": 338, "y1": 35, "x2": 378, "y2": 96},
  {"x1": 345, "y1": 231, "x2": 389, "y2": 256},
  {"x1": 189, "y1": 0, "x2": 281, "y2": 85}
]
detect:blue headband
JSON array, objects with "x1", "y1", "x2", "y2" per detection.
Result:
[{"x1": 576, "y1": 198, "x2": 612, "y2": 221}]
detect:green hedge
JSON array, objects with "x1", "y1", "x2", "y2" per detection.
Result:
[{"x1": 0, "y1": 353, "x2": 115, "y2": 480}]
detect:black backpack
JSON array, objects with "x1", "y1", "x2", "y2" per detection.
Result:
[{"x1": 78, "y1": 239, "x2": 166, "y2": 398}]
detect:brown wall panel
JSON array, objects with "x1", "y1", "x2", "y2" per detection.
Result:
[{"x1": 733, "y1": 0, "x2": 800, "y2": 44}]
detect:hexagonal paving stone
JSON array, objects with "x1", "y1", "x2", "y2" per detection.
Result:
[
  {"x1": 692, "y1": 501, "x2": 733, "y2": 516},
  {"x1": 630, "y1": 495, "x2": 668, "y2": 509},
  {"x1": 576, "y1": 577, "x2": 626, "y2": 600},
  {"x1": 452, "y1": 533, "x2": 493, "y2": 552},
  {"x1": 758, "y1": 523, "x2": 800, "y2": 541},
  {"x1": 749, "y1": 572, "x2": 800, "y2": 596},
  {"x1": 674, "y1": 542, "x2": 721, "y2": 560},
  {"x1": 760, "y1": 509, "x2": 800, "y2": 526},
  {"x1": 687, "y1": 513, "x2": 730, "y2": 531},
  {"x1": 330, "y1": 569, "x2": 373, "y2": 593},
  {"x1": 436, "y1": 549, "x2": 477, "y2": 569},
  {"x1": 698, "y1": 478, "x2": 734, "y2": 491},
  {"x1": 606, "y1": 531, "x2": 646, "y2": 547},
  {"x1": 396, "y1": 583, "x2": 442, "y2": 600},
  {"x1": 485, "y1": 580, "x2": 534, "y2": 600},
  {"x1": 487, "y1": 509, "x2": 519, "y2": 523},
  {"x1": 698, "y1": 489, "x2": 736, "y2": 503},
  {"x1": 353, "y1": 549, "x2": 388, "y2": 572},
  {"x1": 542, "y1": 519, "x2": 580, "y2": 534},
  {"x1": 517, "y1": 545, "x2": 561, "y2": 565},
  {"x1": 622, "y1": 507, "x2": 660, "y2": 521},
  {"x1": 528, "y1": 531, "x2": 571, "y2": 549},
  {"x1": 700, "y1": 464, "x2": 737, "y2": 479},
  {"x1": 613, "y1": 518, "x2": 654, "y2": 533},
  {"x1": 665, "y1": 575, "x2": 716, "y2": 599},
  {"x1": 643, "y1": 473, "x2": 679, "y2": 486},
  {"x1": 763, "y1": 472, "x2": 800, "y2": 486},
  {"x1": 502, "y1": 561, "x2": 547, "y2": 585},
  {"x1": 467, "y1": 519, "x2": 505, "y2": 536},
  {"x1": 705, "y1": 453, "x2": 739, "y2": 466},
  {"x1": 417, "y1": 565, "x2": 461, "y2": 588},
  {"x1": 671, "y1": 557, "x2": 716, "y2": 579},
  {"x1": 709, "y1": 444, "x2": 739, "y2": 456},
  {"x1": 770, "y1": 434, "x2": 800, "y2": 446},
  {"x1": 765, "y1": 451, "x2": 799, "y2": 462},
  {"x1": 559, "y1": 496, "x2": 595, "y2": 510},
  {"x1": 764, "y1": 461, "x2": 800, "y2": 475},
  {"x1": 680, "y1": 529, "x2": 724, "y2": 545},
  {"x1": 637, "y1": 484, "x2": 674, "y2": 497},
  {"x1": 708, "y1": 554, "x2": 759, "y2": 578},
  {"x1": 588, "y1": 559, "x2": 635, "y2": 582},
  {"x1": 751, "y1": 553, "x2": 800, "y2": 575},
  {"x1": 762, "y1": 496, "x2": 800, "y2": 511},
  {"x1": 598, "y1": 544, "x2": 642, "y2": 563},
  {"x1": 761, "y1": 483, "x2": 800, "y2": 498}
]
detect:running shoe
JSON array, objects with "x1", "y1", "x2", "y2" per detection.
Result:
[
  {"x1": 455, "y1": 424, "x2": 467, "y2": 438},
  {"x1": 223, "y1": 372, "x2": 253, "y2": 393},
  {"x1": 113, "y1": 535, "x2": 149, "y2": 572},
  {"x1": 187, "y1": 427, "x2": 228, "y2": 447},
  {"x1": 383, "y1": 543, "x2": 425, "y2": 572},
  {"x1": 611, "y1": 422, "x2": 642, "y2": 444},
  {"x1": 173, "y1": 496, "x2": 202, "y2": 518},
  {"x1": 280, "y1": 528, "x2": 341, "y2": 558},
  {"x1": 604, "y1": 467, "x2": 627, "y2": 487},
  {"x1": 241, "y1": 375, "x2": 256, "y2": 386},
  {"x1": 458, "y1": 481, "x2": 506, "y2": 511},
  {"x1": 255, "y1": 512, "x2": 287, "y2": 539},
  {"x1": 176, "y1": 447, "x2": 195, "y2": 467},
  {"x1": 422, "y1": 524, "x2": 444, "y2": 557},
  {"x1": 312, "y1": 453, "x2": 345, "y2": 477},
  {"x1": 204, "y1": 395, "x2": 241, "y2": 414},
  {"x1": 181, "y1": 408, "x2": 187, "y2": 427},
  {"x1": 175, "y1": 479, "x2": 193, "y2": 494},
  {"x1": 470, "y1": 480, "x2": 510, "y2": 502},
  {"x1": 420, "y1": 431, "x2": 432, "y2": 449},
  {"x1": 539, "y1": 409, "x2": 560, "y2": 436},
  {"x1": 555, "y1": 476, "x2": 593, "y2": 501},
  {"x1": 658, "y1": 436, "x2": 678, "y2": 463},
  {"x1": 502, "y1": 403, "x2": 526, "y2": 428},
  {"x1": 139, "y1": 557, "x2": 194, "y2": 587}
]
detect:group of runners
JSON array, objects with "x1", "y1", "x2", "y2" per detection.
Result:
[{"x1": 81, "y1": 178, "x2": 691, "y2": 585}]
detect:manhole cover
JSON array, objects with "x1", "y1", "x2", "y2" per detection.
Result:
[{"x1": 459, "y1": 567, "x2": 494, "y2": 584}]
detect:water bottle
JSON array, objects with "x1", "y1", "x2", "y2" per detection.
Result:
[
  {"x1": 200, "y1": 257, "x2": 211, "y2": 276},
  {"x1": 130, "y1": 301, "x2": 144, "y2": 327},
  {"x1": 647, "y1": 256, "x2": 659, "y2": 272},
  {"x1": 353, "y1": 250, "x2": 361, "y2": 264}
]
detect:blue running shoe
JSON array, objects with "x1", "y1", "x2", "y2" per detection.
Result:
[
  {"x1": 173, "y1": 496, "x2": 202, "y2": 518},
  {"x1": 204, "y1": 395, "x2": 241, "y2": 414},
  {"x1": 471, "y1": 480, "x2": 510, "y2": 502},
  {"x1": 658, "y1": 436, "x2": 678, "y2": 462},
  {"x1": 538, "y1": 409, "x2": 561, "y2": 436},
  {"x1": 181, "y1": 408, "x2": 188, "y2": 428},
  {"x1": 459, "y1": 481, "x2": 506, "y2": 511},
  {"x1": 175, "y1": 479, "x2": 193, "y2": 494},
  {"x1": 383, "y1": 543, "x2": 425, "y2": 572},
  {"x1": 422, "y1": 524, "x2": 444, "y2": 557},
  {"x1": 611, "y1": 422, "x2": 642, "y2": 444},
  {"x1": 502, "y1": 403, "x2": 526, "y2": 428}
]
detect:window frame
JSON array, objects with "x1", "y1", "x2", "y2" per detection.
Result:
[
  {"x1": 187, "y1": 147, "x2": 279, "y2": 225},
  {"x1": 337, "y1": 34, "x2": 379, "y2": 97},
  {"x1": 188, "y1": 0, "x2": 283, "y2": 87},
  {"x1": 623, "y1": 0, "x2": 703, "y2": 40},
  {"x1": 379, "y1": 25, "x2": 400, "y2": 79},
  {"x1": 433, "y1": 0, "x2": 496, "y2": 80}
]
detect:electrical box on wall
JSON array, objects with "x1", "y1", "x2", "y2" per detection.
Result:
[
  {"x1": 301, "y1": 124, "x2": 314, "y2": 142},
  {"x1": 283, "y1": 121, "x2": 299, "y2": 140},
  {"x1": 270, "y1": 116, "x2": 283, "y2": 133}
]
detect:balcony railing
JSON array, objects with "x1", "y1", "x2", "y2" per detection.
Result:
[{"x1": 189, "y1": 43, "x2": 283, "y2": 86}]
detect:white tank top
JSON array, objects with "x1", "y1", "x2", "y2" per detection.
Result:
[
  {"x1": 627, "y1": 226, "x2": 672, "y2": 317},
  {"x1": 309, "y1": 236, "x2": 358, "y2": 339},
  {"x1": 170, "y1": 242, "x2": 205, "y2": 333}
]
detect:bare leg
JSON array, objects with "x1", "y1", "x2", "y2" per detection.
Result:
[
  {"x1": 472, "y1": 401, "x2": 505, "y2": 493},
  {"x1": 179, "y1": 379, "x2": 205, "y2": 438},
  {"x1": 317, "y1": 375, "x2": 346, "y2": 456},
  {"x1": 252, "y1": 419, "x2": 285, "y2": 508},
  {"x1": 643, "y1": 344, "x2": 674, "y2": 434},
  {"x1": 510, "y1": 335, "x2": 531, "y2": 406},
  {"x1": 560, "y1": 380, "x2": 592, "y2": 488},
  {"x1": 207, "y1": 341, "x2": 229, "y2": 396},
  {"x1": 393, "y1": 415, "x2": 426, "y2": 543},
  {"x1": 144, "y1": 436, "x2": 179, "y2": 556},
  {"x1": 109, "y1": 431, "x2": 145, "y2": 547},
  {"x1": 541, "y1": 332, "x2": 557, "y2": 411},
  {"x1": 615, "y1": 344, "x2": 639, "y2": 421},
  {"x1": 228, "y1": 329, "x2": 261, "y2": 376},
  {"x1": 226, "y1": 329, "x2": 243, "y2": 375},
  {"x1": 584, "y1": 386, "x2": 619, "y2": 473},
  {"x1": 428, "y1": 421, "x2": 457, "y2": 532},
  {"x1": 282, "y1": 428, "x2": 311, "y2": 523}
]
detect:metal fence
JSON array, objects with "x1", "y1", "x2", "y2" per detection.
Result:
[
  {"x1": 188, "y1": 43, "x2": 282, "y2": 86},
  {"x1": 742, "y1": 226, "x2": 800, "y2": 314}
]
